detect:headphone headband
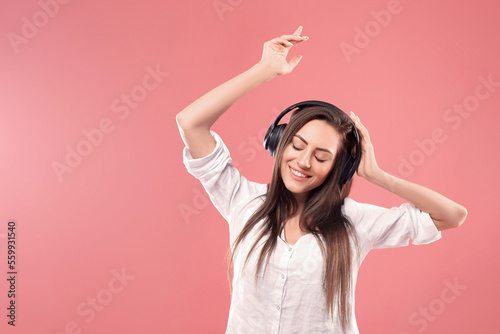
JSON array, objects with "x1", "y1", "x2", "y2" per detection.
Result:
[
  {"x1": 269, "y1": 100, "x2": 336, "y2": 130},
  {"x1": 263, "y1": 100, "x2": 361, "y2": 185}
]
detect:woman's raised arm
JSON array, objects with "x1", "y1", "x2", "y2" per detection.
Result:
[
  {"x1": 176, "y1": 26, "x2": 309, "y2": 159},
  {"x1": 350, "y1": 111, "x2": 468, "y2": 230}
]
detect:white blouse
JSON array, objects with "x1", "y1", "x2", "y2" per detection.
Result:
[{"x1": 183, "y1": 131, "x2": 442, "y2": 334}]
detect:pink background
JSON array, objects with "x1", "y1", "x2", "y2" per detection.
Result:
[{"x1": 1, "y1": 0, "x2": 499, "y2": 333}]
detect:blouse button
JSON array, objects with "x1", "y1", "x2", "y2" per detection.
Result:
[
  {"x1": 281, "y1": 274, "x2": 285, "y2": 279},
  {"x1": 276, "y1": 305, "x2": 280, "y2": 310}
]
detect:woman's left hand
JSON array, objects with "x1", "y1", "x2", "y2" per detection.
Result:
[{"x1": 349, "y1": 111, "x2": 383, "y2": 182}]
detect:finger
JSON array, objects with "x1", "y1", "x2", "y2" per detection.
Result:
[
  {"x1": 349, "y1": 111, "x2": 362, "y2": 125},
  {"x1": 349, "y1": 111, "x2": 360, "y2": 125},
  {"x1": 280, "y1": 34, "x2": 309, "y2": 44},
  {"x1": 349, "y1": 111, "x2": 369, "y2": 136},
  {"x1": 288, "y1": 55, "x2": 303, "y2": 71},
  {"x1": 293, "y1": 26, "x2": 303, "y2": 36},
  {"x1": 273, "y1": 37, "x2": 294, "y2": 48}
]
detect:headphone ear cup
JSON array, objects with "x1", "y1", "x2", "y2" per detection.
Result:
[
  {"x1": 266, "y1": 124, "x2": 287, "y2": 157},
  {"x1": 339, "y1": 127, "x2": 361, "y2": 184},
  {"x1": 340, "y1": 157, "x2": 355, "y2": 185}
]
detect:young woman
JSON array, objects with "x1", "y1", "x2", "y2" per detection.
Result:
[{"x1": 176, "y1": 26, "x2": 467, "y2": 334}]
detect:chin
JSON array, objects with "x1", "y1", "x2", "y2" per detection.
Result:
[{"x1": 281, "y1": 177, "x2": 311, "y2": 197}]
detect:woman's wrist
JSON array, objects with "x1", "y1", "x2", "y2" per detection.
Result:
[{"x1": 251, "y1": 61, "x2": 279, "y2": 83}]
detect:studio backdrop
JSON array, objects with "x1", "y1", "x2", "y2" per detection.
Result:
[{"x1": 1, "y1": 0, "x2": 499, "y2": 333}]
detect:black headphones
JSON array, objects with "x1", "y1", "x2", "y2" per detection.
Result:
[{"x1": 263, "y1": 100, "x2": 361, "y2": 185}]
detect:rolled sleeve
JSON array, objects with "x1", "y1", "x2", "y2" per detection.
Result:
[
  {"x1": 183, "y1": 131, "x2": 231, "y2": 181},
  {"x1": 182, "y1": 131, "x2": 267, "y2": 238},
  {"x1": 343, "y1": 198, "x2": 442, "y2": 252}
]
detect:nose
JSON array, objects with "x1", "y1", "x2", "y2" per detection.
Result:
[{"x1": 296, "y1": 149, "x2": 311, "y2": 169}]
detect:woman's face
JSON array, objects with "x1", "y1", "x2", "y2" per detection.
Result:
[{"x1": 280, "y1": 119, "x2": 341, "y2": 203}]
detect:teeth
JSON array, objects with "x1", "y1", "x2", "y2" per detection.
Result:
[{"x1": 291, "y1": 168, "x2": 307, "y2": 178}]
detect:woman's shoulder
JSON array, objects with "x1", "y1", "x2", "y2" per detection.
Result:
[
  {"x1": 341, "y1": 197, "x2": 392, "y2": 226},
  {"x1": 341, "y1": 197, "x2": 361, "y2": 220},
  {"x1": 242, "y1": 181, "x2": 268, "y2": 204},
  {"x1": 341, "y1": 197, "x2": 404, "y2": 224},
  {"x1": 183, "y1": 129, "x2": 270, "y2": 220}
]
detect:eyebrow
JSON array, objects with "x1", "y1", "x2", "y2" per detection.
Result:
[{"x1": 294, "y1": 135, "x2": 334, "y2": 155}]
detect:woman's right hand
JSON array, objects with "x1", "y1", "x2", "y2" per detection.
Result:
[
  {"x1": 258, "y1": 26, "x2": 309, "y2": 77},
  {"x1": 177, "y1": 27, "x2": 308, "y2": 159}
]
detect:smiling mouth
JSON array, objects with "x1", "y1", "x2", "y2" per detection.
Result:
[{"x1": 289, "y1": 166, "x2": 311, "y2": 179}]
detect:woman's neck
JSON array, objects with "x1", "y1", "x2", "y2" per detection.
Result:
[{"x1": 292, "y1": 193, "x2": 306, "y2": 217}]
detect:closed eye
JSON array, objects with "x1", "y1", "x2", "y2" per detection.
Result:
[{"x1": 292, "y1": 145, "x2": 327, "y2": 163}]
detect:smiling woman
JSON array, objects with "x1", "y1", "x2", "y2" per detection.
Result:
[
  {"x1": 281, "y1": 119, "x2": 342, "y2": 202},
  {"x1": 176, "y1": 26, "x2": 467, "y2": 333}
]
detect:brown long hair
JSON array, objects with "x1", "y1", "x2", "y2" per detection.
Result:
[{"x1": 226, "y1": 105, "x2": 362, "y2": 331}]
